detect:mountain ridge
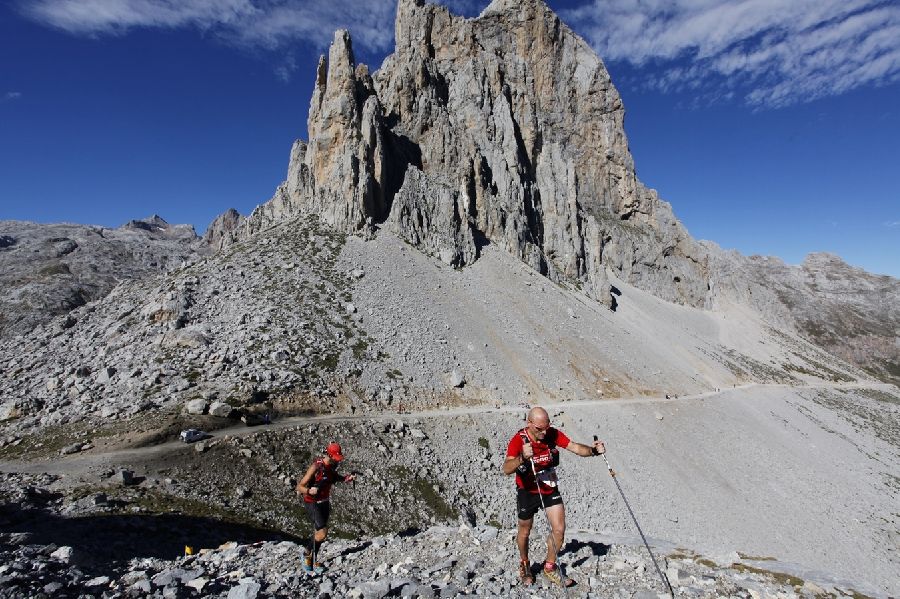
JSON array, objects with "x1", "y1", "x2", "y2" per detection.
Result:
[{"x1": 202, "y1": 0, "x2": 898, "y2": 386}]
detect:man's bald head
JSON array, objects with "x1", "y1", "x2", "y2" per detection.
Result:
[{"x1": 527, "y1": 407, "x2": 549, "y2": 425}]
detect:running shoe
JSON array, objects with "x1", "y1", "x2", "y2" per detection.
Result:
[
  {"x1": 518, "y1": 559, "x2": 534, "y2": 586},
  {"x1": 543, "y1": 562, "x2": 575, "y2": 587}
]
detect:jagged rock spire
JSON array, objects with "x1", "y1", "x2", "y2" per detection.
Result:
[{"x1": 223, "y1": 0, "x2": 711, "y2": 308}]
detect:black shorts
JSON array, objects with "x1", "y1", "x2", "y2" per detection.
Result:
[
  {"x1": 304, "y1": 500, "x2": 331, "y2": 530},
  {"x1": 517, "y1": 488, "x2": 563, "y2": 520}
]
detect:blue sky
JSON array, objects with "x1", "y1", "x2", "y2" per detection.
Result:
[{"x1": 1, "y1": 0, "x2": 898, "y2": 277}]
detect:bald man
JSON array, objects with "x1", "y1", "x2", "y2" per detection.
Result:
[{"x1": 503, "y1": 406, "x2": 605, "y2": 587}]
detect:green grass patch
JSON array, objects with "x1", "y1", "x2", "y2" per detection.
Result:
[
  {"x1": 389, "y1": 466, "x2": 458, "y2": 523},
  {"x1": 38, "y1": 262, "x2": 71, "y2": 276},
  {"x1": 855, "y1": 388, "x2": 900, "y2": 405},
  {"x1": 737, "y1": 553, "x2": 776, "y2": 561},
  {"x1": 835, "y1": 589, "x2": 875, "y2": 599},
  {"x1": 667, "y1": 552, "x2": 693, "y2": 561},
  {"x1": 0, "y1": 420, "x2": 120, "y2": 460},
  {"x1": 730, "y1": 563, "x2": 804, "y2": 588},
  {"x1": 314, "y1": 352, "x2": 339, "y2": 372},
  {"x1": 351, "y1": 339, "x2": 368, "y2": 359}
]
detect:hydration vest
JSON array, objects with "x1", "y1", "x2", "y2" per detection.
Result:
[
  {"x1": 303, "y1": 457, "x2": 339, "y2": 503},
  {"x1": 517, "y1": 428, "x2": 560, "y2": 491}
]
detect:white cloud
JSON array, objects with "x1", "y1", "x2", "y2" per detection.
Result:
[
  {"x1": 22, "y1": 0, "x2": 258, "y2": 34},
  {"x1": 20, "y1": 0, "x2": 398, "y2": 53},
  {"x1": 231, "y1": 1, "x2": 395, "y2": 52},
  {"x1": 274, "y1": 53, "x2": 297, "y2": 83},
  {"x1": 20, "y1": 0, "x2": 900, "y2": 107},
  {"x1": 561, "y1": 0, "x2": 900, "y2": 107},
  {"x1": 885, "y1": 220, "x2": 900, "y2": 227},
  {"x1": 2, "y1": 92, "x2": 23, "y2": 102}
]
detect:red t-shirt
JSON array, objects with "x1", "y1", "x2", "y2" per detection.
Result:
[
  {"x1": 506, "y1": 427, "x2": 570, "y2": 494},
  {"x1": 303, "y1": 458, "x2": 343, "y2": 503}
]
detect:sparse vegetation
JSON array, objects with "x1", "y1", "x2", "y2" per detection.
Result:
[
  {"x1": 729, "y1": 563, "x2": 804, "y2": 588},
  {"x1": 351, "y1": 339, "x2": 368, "y2": 359},
  {"x1": 737, "y1": 552, "x2": 776, "y2": 561},
  {"x1": 38, "y1": 262, "x2": 71, "y2": 276}
]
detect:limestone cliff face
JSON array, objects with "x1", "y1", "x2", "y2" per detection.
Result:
[
  {"x1": 219, "y1": 0, "x2": 710, "y2": 307},
  {"x1": 203, "y1": 208, "x2": 244, "y2": 251},
  {"x1": 241, "y1": 30, "x2": 392, "y2": 240}
]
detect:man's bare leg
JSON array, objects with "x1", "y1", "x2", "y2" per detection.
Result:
[
  {"x1": 543, "y1": 504, "x2": 566, "y2": 564},
  {"x1": 517, "y1": 517, "x2": 533, "y2": 561}
]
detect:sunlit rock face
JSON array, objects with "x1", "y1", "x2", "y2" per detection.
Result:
[{"x1": 229, "y1": 0, "x2": 711, "y2": 309}]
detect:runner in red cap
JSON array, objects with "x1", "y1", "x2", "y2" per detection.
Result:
[{"x1": 296, "y1": 442, "x2": 355, "y2": 573}]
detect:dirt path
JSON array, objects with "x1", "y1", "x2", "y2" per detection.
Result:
[{"x1": 1, "y1": 380, "x2": 889, "y2": 477}]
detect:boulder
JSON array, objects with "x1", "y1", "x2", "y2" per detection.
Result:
[
  {"x1": 95, "y1": 367, "x2": 116, "y2": 384},
  {"x1": 185, "y1": 399, "x2": 208, "y2": 415},
  {"x1": 209, "y1": 401, "x2": 233, "y2": 418},
  {"x1": 448, "y1": 369, "x2": 465, "y2": 388},
  {"x1": 50, "y1": 546, "x2": 73, "y2": 563},
  {"x1": 227, "y1": 581, "x2": 261, "y2": 599},
  {"x1": 0, "y1": 401, "x2": 18, "y2": 421},
  {"x1": 119, "y1": 470, "x2": 137, "y2": 486}
]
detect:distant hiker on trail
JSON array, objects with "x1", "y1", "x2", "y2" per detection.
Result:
[
  {"x1": 503, "y1": 406, "x2": 605, "y2": 587},
  {"x1": 296, "y1": 442, "x2": 355, "y2": 574}
]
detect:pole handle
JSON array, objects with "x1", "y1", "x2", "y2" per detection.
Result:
[{"x1": 595, "y1": 436, "x2": 616, "y2": 477}]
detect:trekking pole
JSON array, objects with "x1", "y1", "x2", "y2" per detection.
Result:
[
  {"x1": 596, "y1": 436, "x2": 674, "y2": 598},
  {"x1": 530, "y1": 458, "x2": 571, "y2": 597}
]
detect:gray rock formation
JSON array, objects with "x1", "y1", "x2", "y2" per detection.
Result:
[
  {"x1": 709, "y1": 249, "x2": 900, "y2": 386},
  {"x1": 0, "y1": 217, "x2": 207, "y2": 338},
  {"x1": 213, "y1": 0, "x2": 710, "y2": 308},
  {"x1": 203, "y1": 208, "x2": 245, "y2": 251},
  {"x1": 203, "y1": 0, "x2": 896, "y2": 386},
  {"x1": 387, "y1": 166, "x2": 478, "y2": 266},
  {"x1": 0, "y1": 216, "x2": 366, "y2": 428}
]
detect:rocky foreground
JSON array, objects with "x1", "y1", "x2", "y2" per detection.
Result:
[
  {"x1": 2, "y1": 384, "x2": 897, "y2": 598},
  {"x1": 0, "y1": 523, "x2": 859, "y2": 599}
]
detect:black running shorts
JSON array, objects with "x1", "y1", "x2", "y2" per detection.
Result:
[
  {"x1": 517, "y1": 488, "x2": 563, "y2": 520},
  {"x1": 304, "y1": 500, "x2": 331, "y2": 530}
]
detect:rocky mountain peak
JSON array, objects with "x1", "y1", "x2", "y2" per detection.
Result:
[
  {"x1": 121, "y1": 214, "x2": 198, "y2": 241},
  {"x1": 219, "y1": 0, "x2": 710, "y2": 309},
  {"x1": 198, "y1": 0, "x2": 896, "y2": 385},
  {"x1": 480, "y1": 0, "x2": 554, "y2": 18},
  {"x1": 803, "y1": 252, "x2": 848, "y2": 269},
  {"x1": 122, "y1": 214, "x2": 168, "y2": 232},
  {"x1": 203, "y1": 208, "x2": 244, "y2": 251}
]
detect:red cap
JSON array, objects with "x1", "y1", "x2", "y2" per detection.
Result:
[{"x1": 326, "y1": 442, "x2": 344, "y2": 462}]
